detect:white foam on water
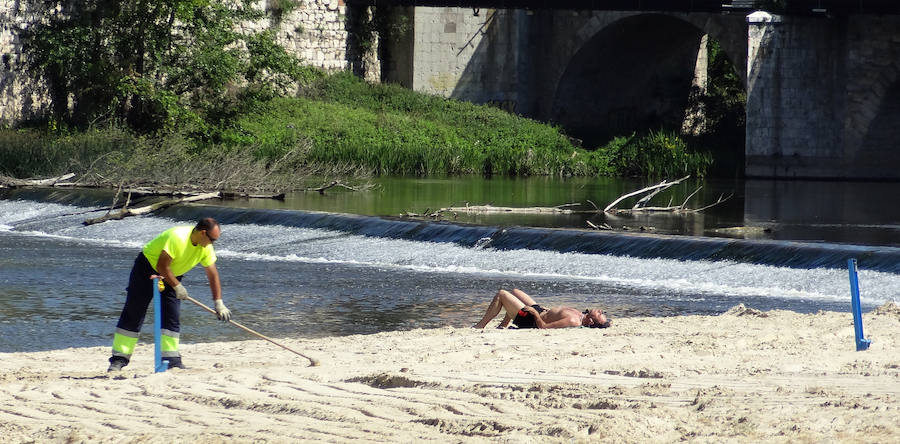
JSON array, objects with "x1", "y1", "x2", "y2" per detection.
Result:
[{"x1": 3, "y1": 199, "x2": 898, "y2": 307}]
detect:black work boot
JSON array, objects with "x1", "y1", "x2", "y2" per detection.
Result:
[
  {"x1": 166, "y1": 356, "x2": 186, "y2": 369},
  {"x1": 107, "y1": 356, "x2": 129, "y2": 372}
]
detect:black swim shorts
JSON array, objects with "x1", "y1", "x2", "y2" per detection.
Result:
[{"x1": 512, "y1": 304, "x2": 546, "y2": 329}]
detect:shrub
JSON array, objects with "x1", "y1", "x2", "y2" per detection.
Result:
[{"x1": 595, "y1": 129, "x2": 713, "y2": 178}]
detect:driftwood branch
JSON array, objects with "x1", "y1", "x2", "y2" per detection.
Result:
[
  {"x1": 439, "y1": 203, "x2": 582, "y2": 214},
  {"x1": 602, "y1": 176, "x2": 731, "y2": 216},
  {"x1": 1, "y1": 173, "x2": 76, "y2": 188},
  {"x1": 604, "y1": 176, "x2": 689, "y2": 212},
  {"x1": 220, "y1": 191, "x2": 285, "y2": 200},
  {"x1": 307, "y1": 180, "x2": 370, "y2": 194},
  {"x1": 586, "y1": 220, "x2": 613, "y2": 230},
  {"x1": 692, "y1": 193, "x2": 733, "y2": 212},
  {"x1": 83, "y1": 192, "x2": 220, "y2": 225}
]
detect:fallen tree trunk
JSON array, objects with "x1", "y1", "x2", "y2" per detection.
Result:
[
  {"x1": 220, "y1": 191, "x2": 286, "y2": 200},
  {"x1": 439, "y1": 203, "x2": 582, "y2": 214},
  {"x1": 1, "y1": 173, "x2": 76, "y2": 187},
  {"x1": 83, "y1": 192, "x2": 220, "y2": 225}
]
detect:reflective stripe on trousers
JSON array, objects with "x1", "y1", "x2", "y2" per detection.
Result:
[
  {"x1": 111, "y1": 253, "x2": 183, "y2": 359},
  {"x1": 111, "y1": 328, "x2": 181, "y2": 358}
]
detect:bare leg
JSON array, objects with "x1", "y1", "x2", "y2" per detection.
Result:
[
  {"x1": 474, "y1": 289, "x2": 526, "y2": 328},
  {"x1": 474, "y1": 290, "x2": 505, "y2": 328},
  {"x1": 511, "y1": 288, "x2": 538, "y2": 306},
  {"x1": 498, "y1": 313, "x2": 512, "y2": 329}
]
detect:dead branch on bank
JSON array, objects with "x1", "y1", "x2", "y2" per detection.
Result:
[{"x1": 83, "y1": 192, "x2": 221, "y2": 225}]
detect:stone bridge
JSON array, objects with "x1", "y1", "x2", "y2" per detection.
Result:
[
  {"x1": 378, "y1": 6, "x2": 900, "y2": 179},
  {"x1": 3, "y1": 1, "x2": 900, "y2": 179}
]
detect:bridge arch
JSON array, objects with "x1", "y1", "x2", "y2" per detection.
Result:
[
  {"x1": 843, "y1": 23, "x2": 900, "y2": 178},
  {"x1": 855, "y1": 70, "x2": 900, "y2": 177},
  {"x1": 545, "y1": 12, "x2": 747, "y2": 153}
]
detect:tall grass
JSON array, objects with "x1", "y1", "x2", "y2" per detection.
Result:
[
  {"x1": 595, "y1": 130, "x2": 713, "y2": 178},
  {"x1": 0, "y1": 127, "x2": 138, "y2": 178},
  {"x1": 225, "y1": 72, "x2": 615, "y2": 176},
  {"x1": 3, "y1": 71, "x2": 714, "y2": 184}
]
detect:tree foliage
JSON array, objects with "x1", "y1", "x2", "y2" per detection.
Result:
[{"x1": 20, "y1": 0, "x2": 312, "y2": 134}]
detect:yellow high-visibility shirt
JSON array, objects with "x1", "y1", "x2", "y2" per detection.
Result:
[{"x1": 142, "y1": 226, "x2": 216, "y2": 276}]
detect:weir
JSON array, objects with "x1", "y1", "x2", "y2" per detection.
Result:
[
  {"x1": 4, "y1": 187, "x2": 900, "y2": 273},
  {"x1": 4, "y1": 189, "x2": 899, "y2": 353},
  {"x1": 161, "y1": 204, "x2": 900, "y2": 274}
]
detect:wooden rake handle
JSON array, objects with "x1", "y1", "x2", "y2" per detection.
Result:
[{"x1": 184, "y1": 295, "x2": 320, "y2": 367}]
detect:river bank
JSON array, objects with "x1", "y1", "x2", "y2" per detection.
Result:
[{"x1": 2, "y1": 304, "x2": 899, "y2": 443}]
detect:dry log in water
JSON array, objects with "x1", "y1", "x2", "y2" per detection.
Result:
[
  {"x1": 1, "y1": 173, "x2": 76, "y2": 187},
  {"x1": 308, "y1": 180, "x2": 367, "y2": 194},
  {"x1": 603, "y1": 176, "x2": 731, "y2": 214},
  {"x1": 439, "y1": 203, "x2": 582, "y2": 214},
  {"x1": 83, "y1": 192, "x2": 220, "y2": 225},
  {"x1": 220, "y1": 191, "x2": 286, "y2": 200},
  {"x1": 603, "y1": 176, "x2": 690, "y2": 212}
]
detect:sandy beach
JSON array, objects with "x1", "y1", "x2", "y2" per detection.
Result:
[{"x1": 2, "y1": 303, "x2": 899, "y2": 443}]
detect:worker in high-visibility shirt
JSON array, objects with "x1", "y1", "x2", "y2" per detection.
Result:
[{"x1": 108, "y1": 217, "x2": 231, "y2": 371}]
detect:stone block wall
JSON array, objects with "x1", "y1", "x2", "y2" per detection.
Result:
[
  {"x1": 264, "y1": 0, "x2": 354, "y2": 73},
  {"x1": 0, "y1": 0, "x2": 52, "y2": 125},
  {"x1": 406, "y1": 7, "x2": 522, "y2": 109},
  {"x1": 746, "y1": 12, "x2": 900, "y2": 179},
  {"x1": 396, "y1": 9, "x2": 746, "y2": 122}
]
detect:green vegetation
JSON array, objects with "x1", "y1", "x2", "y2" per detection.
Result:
[
  {"x1": 4, "y1": 1, "x2": 717, "y2": 187},
  {"x1": 219, "y1": 72, "x2": 612, "y2": 176},
  {"x1": 600, "y1": 130, "x2": 713, "y2": 178},
  {"x1": 1, "y1": 71, "x2": 715, "y2": 185},
  {"x1": 19, "y1": 0, "x2": 314, "y2": 134},
  {"x1": 691, "y1": 39, "x2": 747, "y2": 175}
]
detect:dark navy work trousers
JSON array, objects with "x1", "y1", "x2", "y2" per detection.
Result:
[{"x1": 115, "y1": 253, "x2": 182, "y2": 334}]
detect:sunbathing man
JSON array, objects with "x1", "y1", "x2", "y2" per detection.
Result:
[{"x1": 473, "y1": 288, "x2": 610, "y2": 329}]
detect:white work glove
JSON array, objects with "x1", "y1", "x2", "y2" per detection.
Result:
[
  {"x1": 173, "y1": 283, "x2": 189, "y2": 300},
  {"x1": 214, "y1": 299, "x2": 232, "y2": 321}
]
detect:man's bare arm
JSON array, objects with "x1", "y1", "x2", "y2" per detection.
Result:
[
  {"x1": 156, "y1": 251, "x2": 180, "y2": 287},
  {"x1": 205, "y1": 263, "x2": 222, "y2": 301}
]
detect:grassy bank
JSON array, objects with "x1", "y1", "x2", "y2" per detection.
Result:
[{"x1": 1, "y1": 72, "x2": 712, "y2": 188}]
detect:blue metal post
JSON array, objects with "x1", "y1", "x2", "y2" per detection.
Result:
[
  {"x1": 847, "y1": 259, "x2": 871, "y2": 351},
  {"x1": 153, "y1": 277, "x2": 169, "y2": 372}
]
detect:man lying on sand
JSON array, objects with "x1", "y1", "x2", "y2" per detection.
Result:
[{"x1": 474, "y1": 288, "x2": 610, "y2": 329}]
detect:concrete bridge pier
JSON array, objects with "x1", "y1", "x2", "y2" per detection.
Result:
[{"x1": 746, "y1": 11, "x2": 900, "y2": 179}]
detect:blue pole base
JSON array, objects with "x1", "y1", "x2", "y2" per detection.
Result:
[
  {"x1": 153, "y1": 277, "x2": 168, "y2": 373},
  {"x1": 856, "y1": 338, "x2": 871, "y2": 352},
  {"x1": 848, "y1": 259, "x2": 871, "y2": 352}
]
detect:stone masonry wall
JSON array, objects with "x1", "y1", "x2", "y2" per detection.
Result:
[
  {"x1": 0, "y1": 0, "x2": 367, "y2": 126},
  {"x1": 0, "y1": 0, "x2": 52, "y2": 125},
  {"x1": 264, "y1": 0, "x2": 353, "y2": 73},
  {"x1": 401, "y1": 9, "x2": 747, "y2": 120},
  {"x1": 746, "y1": 12, "x2": 900, "y2": 179}
]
